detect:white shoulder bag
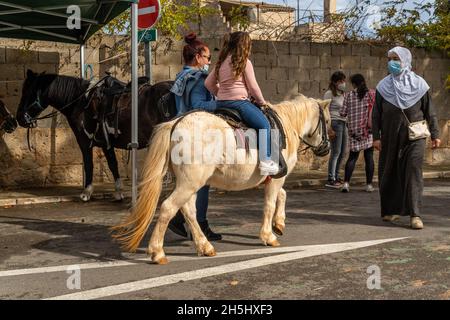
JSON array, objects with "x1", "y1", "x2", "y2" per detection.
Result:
[{"x1": 401, "y1": 109, "x2": 430, "y2": 141}]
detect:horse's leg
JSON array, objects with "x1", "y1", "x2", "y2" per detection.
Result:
[
  {"x1": 102, "y1": 146, "x2": 124, "y2": 201},
  {"x1": 148, "y1": 186, "x2": 197, "y2": 264},
  {"x1": 260, "y1": 179, "x2": 284, "y2": 247},
  {"x1": 80, "y1": 146, "x2": 94, "y2": 202},
  {"x1": 273, "y1": 187, "x2": 287, "y2": 236},
  {"x1": 181, "y1": 194, "x2": 216, "y2": 257}
]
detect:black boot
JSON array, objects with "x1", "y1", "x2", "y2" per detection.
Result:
[
  {"x1": 198, "y1": 220, "x2": 222, "y2": 241},
  {"x1": 168, "y1": 211, "x2": 187, "y2": 238}
]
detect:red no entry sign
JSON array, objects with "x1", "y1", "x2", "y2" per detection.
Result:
[{"x1": 138, "y1": 0, "x2": 160, "y2": 29}]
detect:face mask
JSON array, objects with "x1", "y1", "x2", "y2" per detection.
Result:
[
  {"x1": 388, "y1": 60, "x2": 403, "y2": 76},
  {"x1": 200, "y1": 64, "x2": 209, "y2": 73},
  {"x1": 337, "y1": 83, "x2": 346, "y2": 91}
]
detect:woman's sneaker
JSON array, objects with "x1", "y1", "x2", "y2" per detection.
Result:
[
  {"x1": 411, "y1": 217, "x2": 424, "y2": 229},
  {"x1": 259, "y1": 160, "x2": 279, "y2": 176},
  {"x1": 366, "y1": 184, "x2": 374, "y2": 192},
  {"x1": 341, "y1": 182, "x2": 350, "y2": 193},
  {"x1": 325, "y1": 180, "x2": 342, "y2": 189}
]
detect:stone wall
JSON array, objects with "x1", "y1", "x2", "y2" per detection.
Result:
[{"x1": 0, "y1": 36, "x2": 449, "y2": 187}]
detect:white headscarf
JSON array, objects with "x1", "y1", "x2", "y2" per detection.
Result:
[{"x1": 376, "y1": 46, "x2": 430, "y2": 110}]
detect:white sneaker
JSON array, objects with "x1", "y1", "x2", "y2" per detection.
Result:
[
  {"x1": 366, "y1": 184, "x2": 374, "y2": 192},
  {"x1": 341, "y1": 182, "x2": 350, "y2": 193},
  {"x1": 259, "y1": 160, "x2": 279, "y2": 176}
]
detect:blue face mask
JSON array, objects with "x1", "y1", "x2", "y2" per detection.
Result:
[
  {"x1": 388, "y1": 60, "x2": 403, "y2": 76},
  {"x1": 200, "y1": 64, "x2": 209, "y2": 73}
]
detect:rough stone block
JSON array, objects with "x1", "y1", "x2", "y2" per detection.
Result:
[
  {"x1": 253, "y1": 53, "x2": 278, "y2": 68},
  {"x1": 290, "y1": 42, "x2": 310, "y2": 56},
  {"x1": 310, "y1": 68, "x2": 332, "y2": 82},
  {"x1": 252, "y1": 40, "x2": 268, "y2": 54},
  {"x1": 299, "y1": 81, "x2": 320, "y2": 99},
  {"x1": 6, "y1": 81, "x2": 21, "y2": 96},
  {"x1": 268, "y1": 41, "x2": 290, "y2": 55},
  {"x1": 320, "y1": 55, "x2": 340, "y2": 70},
  {"x1": 254, "y1": 67, "x2": 267, "y2": 81},
  {"x1": 370, "y1": 45, "x2": 390, "y2": 57},
  {"x1": 360, "y1": 56, "x2": 382, "y2": 70},
  {"x1": 6, "y1": 48, "x2": 38, "y2": 64},
  {"x1": 0, "y1": 65, "x2": 24, "y2": 80},
  {"x1": 278, "y1": 55, "x2": 299, "y2": 68},
  {"x1": 277, "y1": 80, "x2": 298, "y2": 96},
  {"x1": 340, "y1": 56, "x2": 360, "y2": 69},
  {"x1": 259, "y1": 80, "x2": 278, "y2": 99},
  {"x1": 298, "y1": 55, "x2": 320, "y2": 69},
  {"x1": 38, "y1": 51, "x2": 60, "y2": 64},
  {"x1": 331, "y1": 44, "x2": 351, "y2": 56},
  {"x1": 289, "y1": 68, "x2": 310, "y2": 82},
  {"x1": 352, "y1": 44, "x2": 370, "y2": 56},
  {"x1": 0, "y1": 47, "x2": 5, "y2": 63},
  {"x1": 311, "y1": 43, "x2": 332, "y2": 56}
]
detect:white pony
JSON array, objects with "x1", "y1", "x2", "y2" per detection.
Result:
[{"x1": 112, "y1": 95, "x2": 331, "y2": 264}]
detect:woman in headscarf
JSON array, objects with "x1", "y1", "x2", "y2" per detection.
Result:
[{"x1": 372, "y1": 46, "x2": 441, "y2": 229}]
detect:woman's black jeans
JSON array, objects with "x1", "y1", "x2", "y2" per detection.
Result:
[{"x1": 344, "y1": 147, "x2": 374, "y2": 184}]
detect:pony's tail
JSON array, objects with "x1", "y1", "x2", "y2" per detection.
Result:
[{"x1": 111, "y1": 121, "x2": 174, "y2": 252}]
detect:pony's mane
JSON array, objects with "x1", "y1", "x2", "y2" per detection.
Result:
[
  {"x1": 271, "y1": 95, "x2": 312, "y2": 154},
  {"x1": 46, "y1": 74, "x2": 90, "y2": 107}
]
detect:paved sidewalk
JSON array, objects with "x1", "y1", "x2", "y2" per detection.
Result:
[{"x1": 1, "y1": 164, "x2": 449, "y2": 207}]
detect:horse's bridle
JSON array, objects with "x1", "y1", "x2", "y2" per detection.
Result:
[
  {"x1": 300, "y1": 106, "x2": 330, "y2": 157},
  {"x1": 22, "y1": 75, "x2": 109, "y2": 128}
]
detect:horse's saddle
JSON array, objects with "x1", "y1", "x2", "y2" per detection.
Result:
[
  {"x1": 93, "y1": 74, "x2": 150, "y2": 149},
  {"x1": 157, "y1": 91, "x2": 177, "y2": 121},
  {"x1": 214, "y1": 106, "x2": 288, "y2": 179},
  {"x1": 170, "y1": 105, "x2": 288, "y2": 179}
]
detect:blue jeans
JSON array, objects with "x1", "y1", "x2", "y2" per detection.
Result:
[
  {"x1": 216, "y1": 100, "x2": 272, "y2": 159},
  {"x1": 196, "y1": 185, "x2": 210, "y2": 223},
  {"x1": 327, "y1": 120, "x2": 347, "y2": 181}
]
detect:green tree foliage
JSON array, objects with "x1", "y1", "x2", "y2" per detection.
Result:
[
  {"x1": 103, "y1": 0, "x2": 217, "y2": 39},
  {"x1": 376, "y1": 0, "x2": 450, "y2": 88}
]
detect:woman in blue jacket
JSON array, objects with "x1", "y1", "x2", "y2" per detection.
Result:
[{"x1": 168, "y1": 33, "x2": 221, "y2": 241}]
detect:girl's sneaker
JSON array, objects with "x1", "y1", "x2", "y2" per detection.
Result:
[
  {"x1": 259, "y1": 160, "x2": 279, "y2": 176},
  {"x1": 341, "y1": 182, "x2": 350, "y2": 193},
  {"x1": 325, "y1": 180, "x2": 342, "y2": 189},
  {"x1": 366, "y1": 184, "x2": 374, "y2": 192}
]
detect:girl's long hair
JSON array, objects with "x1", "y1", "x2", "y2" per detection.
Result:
[
  {"x1": 214, "y1": 31, "x2": 252, "y2": 80},
  {"x1": 350, "y1": 73, "x2": 369, "y2": 100}
]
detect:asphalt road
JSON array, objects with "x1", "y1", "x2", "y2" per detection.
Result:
[{"x1": 0, "y1": 179, "x2": 449, "y2": 300}]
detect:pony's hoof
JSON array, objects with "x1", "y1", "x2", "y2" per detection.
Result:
[
  {"x1": 152, "y1": 253, "x2": 169, "y2": 265},
  {"x1": 266, "y1": 239, "x2": 280, "y2": 247},
  {"x1": 204, "y1": 248, "x2": 216, "y2": 257},
  {"x1": 113, "y1": 192, "x2": 124, "y2": 202},
  {"x1": 80, "y1": 193, "x2": 91, "y2": 202},
  {"x1": 272, "y1": 224, "x2": 284, "y2": 236}
]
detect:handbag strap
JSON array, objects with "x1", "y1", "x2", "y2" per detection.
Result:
[{"x1": 400, "y1": 108, "x2": 412, "y2": 125}]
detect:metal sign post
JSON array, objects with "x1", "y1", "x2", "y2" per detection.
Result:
[
  {"x1": 139, "y1": 29, "x2": 158, "y2": 84},
  {"x1": 131, "y1": 2, "x2": 139, "y2": 206}
]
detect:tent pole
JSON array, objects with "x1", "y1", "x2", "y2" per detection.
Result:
[
  {"x1": 80, "y1": 44, "x2": 86, "y2": 79},
  {"x1": 80, "y1": 43, "x2": 86, "y2": 188},
  {"x1": 131, "y1": 2, "x2": 139, "y2": 206}
]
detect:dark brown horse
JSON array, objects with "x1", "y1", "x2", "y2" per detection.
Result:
[
  {"x1": 16, "y1": 69, "x2": 174, "y2": 201},
  {"x1": 0, "y1": 99, "x2": 17, "y2": 134}
]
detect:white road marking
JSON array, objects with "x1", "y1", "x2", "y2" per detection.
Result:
[
  {"x1": 138, "y1": 6, "x2": 155, "y2": 16},
  {"x1": 0, "y1": 238, "x2": 406, "y2": 278},
  {"x1": 44, "y1": 238, "x2": 405, "y2": 300}
]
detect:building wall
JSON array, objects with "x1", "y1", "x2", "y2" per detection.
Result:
[{"x1": 0, "y1": 36, "x2": 449, "y2": 187}]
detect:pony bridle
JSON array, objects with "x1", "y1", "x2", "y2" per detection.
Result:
[
  {"x1": 300, "y1": 106, "x2": 330, "y2": 157},
  {"x1": 23, "y1": 89, "x2": 45, "y2": 127}
]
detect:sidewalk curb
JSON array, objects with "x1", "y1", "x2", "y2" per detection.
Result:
[{"x1": 1, "y1": 171, "x2": 449, "y2": 207}]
